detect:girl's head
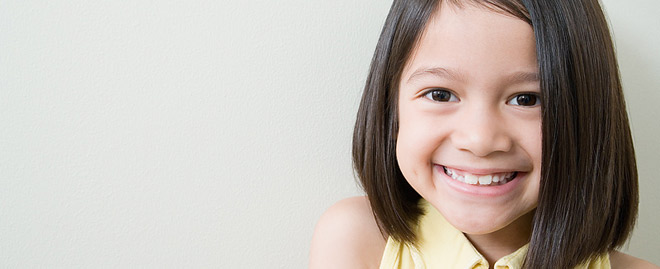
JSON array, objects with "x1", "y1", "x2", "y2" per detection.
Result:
[
  {"x1": 396, "y1": 0, "x2": 540, "y2": 239},
  {"x1": 352, "y1": 0, "x2": 638, "y2": 268}
]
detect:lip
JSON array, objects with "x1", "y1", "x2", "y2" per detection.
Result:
[{"x1": 435, "y1": 164, "x2": 527, "y2": 197}]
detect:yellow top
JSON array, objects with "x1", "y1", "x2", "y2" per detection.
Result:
[{"x1": 379, "y1": 200, "x2": 610, "y2": 269}]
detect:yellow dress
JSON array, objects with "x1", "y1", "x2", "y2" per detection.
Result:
[{"x1": 379, "y1": 200, "x2": 610, "y2": 269}]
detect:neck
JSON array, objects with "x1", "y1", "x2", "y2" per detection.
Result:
[{"x1": 464, "y1": 210, "x2": 534, "y2": 267}]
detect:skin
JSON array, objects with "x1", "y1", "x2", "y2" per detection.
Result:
[
  {"x1": 310, "y1": 3, "x2": 659, "y2": 269},
  {"x1": 309, "y1": 197, "x2": 385, "y2": 269}
]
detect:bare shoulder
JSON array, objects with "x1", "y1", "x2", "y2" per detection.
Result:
[
  {"x1": 610, "y1": 250, "x2": 660, "y2": 269},
  {"x1": 309, "y1": 196, "x2": 387, "y2": 269}
]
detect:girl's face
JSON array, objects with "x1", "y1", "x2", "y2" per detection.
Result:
[{"x1": 396, "y1": 3, "x2": 541, "y2": 236}]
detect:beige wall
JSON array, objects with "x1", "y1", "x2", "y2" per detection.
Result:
[
  {"x1": 1, "y1": 0, "x2": 658, "y2": 267},
  {"x1": 603, "y1": 0, "x2": 660, "y2": 263}
]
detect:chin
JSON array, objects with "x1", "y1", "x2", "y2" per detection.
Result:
[
  {"x1": 450, "y1": 216, "x2": 514, "y2": 235},
  {"x1": 430, "y1": 198, "x2": 536, "y2": 235},
  {"x1": 450, "y1": 210, "x2": 510, "y2": 234}
]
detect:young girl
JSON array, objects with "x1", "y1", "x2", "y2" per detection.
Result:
[{"x1": 310, "y1": 0, "x2": 657, "y2": 268}]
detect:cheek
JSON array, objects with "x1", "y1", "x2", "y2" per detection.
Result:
[
  {"x1": 396, "y1": 118, "x2": 441, "y2": 182},
  {"x1": 396, "y1": 136, "x2": 433, "y2": 196},
  {"x1": 395, "y1": 129, "x2": 421, "y2": 179},
  {"x1": 522, "y1": 123, "x2": 542, "y2": 199},
  {"x1": 515, "y1": 118, "x2": 542, "y2": 162},
  {"x1": 527, "y1": 124, "x2": 543, "y2": 166}
]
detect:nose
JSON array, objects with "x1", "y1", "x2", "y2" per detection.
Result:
[{"x1": 450, "y1": 105, "x2": 513, "y2": 157}]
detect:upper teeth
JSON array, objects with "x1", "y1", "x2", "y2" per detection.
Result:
[{"x1": 444, "y1": 167, "x2": 515, "y2": 185}]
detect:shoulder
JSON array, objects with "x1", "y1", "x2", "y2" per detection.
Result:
[
  {"x1": 309, "y1": 196, "x2": 387, "y2": 269},
  {"x1": 609, "y1": 250, "x2": 660, "y2": 269}
]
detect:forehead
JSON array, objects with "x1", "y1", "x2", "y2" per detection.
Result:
[{"x1": 401, "y1": 2, "x2": 537, "y2": 84}]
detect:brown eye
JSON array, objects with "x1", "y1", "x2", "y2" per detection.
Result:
[
  {"x1": 425, "y1": 89, "x2": 458, "y2": 102},
  {"x1": 508, "y1": 93, "x2": 540, "y2": 107}
]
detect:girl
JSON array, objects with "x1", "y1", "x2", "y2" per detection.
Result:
[{"x1": 310, "y1": 0, "x2": 658, "y2": 268}]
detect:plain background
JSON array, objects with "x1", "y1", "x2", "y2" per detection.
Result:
[{"x1": 1, "y1": 0, "x2": 658, "y2": 267}]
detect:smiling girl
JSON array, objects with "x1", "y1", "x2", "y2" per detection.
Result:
[{"x1": 310, "y1": 0, "x2": 657, "y2": 268}]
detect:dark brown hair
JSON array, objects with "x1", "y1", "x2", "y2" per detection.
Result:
[{"x1": 352, "y1": 0, "x2": 638, "y2": 268}]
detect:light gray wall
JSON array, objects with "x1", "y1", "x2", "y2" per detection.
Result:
[
  {"x1": 604, "y1": 0, "x2": 660, "y2": 264},
  {"x1": 1, "y1": 0, "x2": 658, "y2": 267}
]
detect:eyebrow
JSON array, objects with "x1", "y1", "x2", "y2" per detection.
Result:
[
  {"x1": 406, "y1": 66, "x2": 540, "y2": 84},
  {"x1": 407, "y1": 67, "x2": 466, "y2": 83}
]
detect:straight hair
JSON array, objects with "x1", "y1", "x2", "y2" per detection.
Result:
[{"x1": 352, "y1": 0, "x2": 638, "y2": 268}]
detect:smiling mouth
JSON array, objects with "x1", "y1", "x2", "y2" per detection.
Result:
[{"x1": 442, "y1": 166, "x2": 518, "y2": 186}]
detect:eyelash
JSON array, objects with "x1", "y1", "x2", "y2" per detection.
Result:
[{"x1": 422, "y1": 88, "x2": 541, "y2": 107}]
